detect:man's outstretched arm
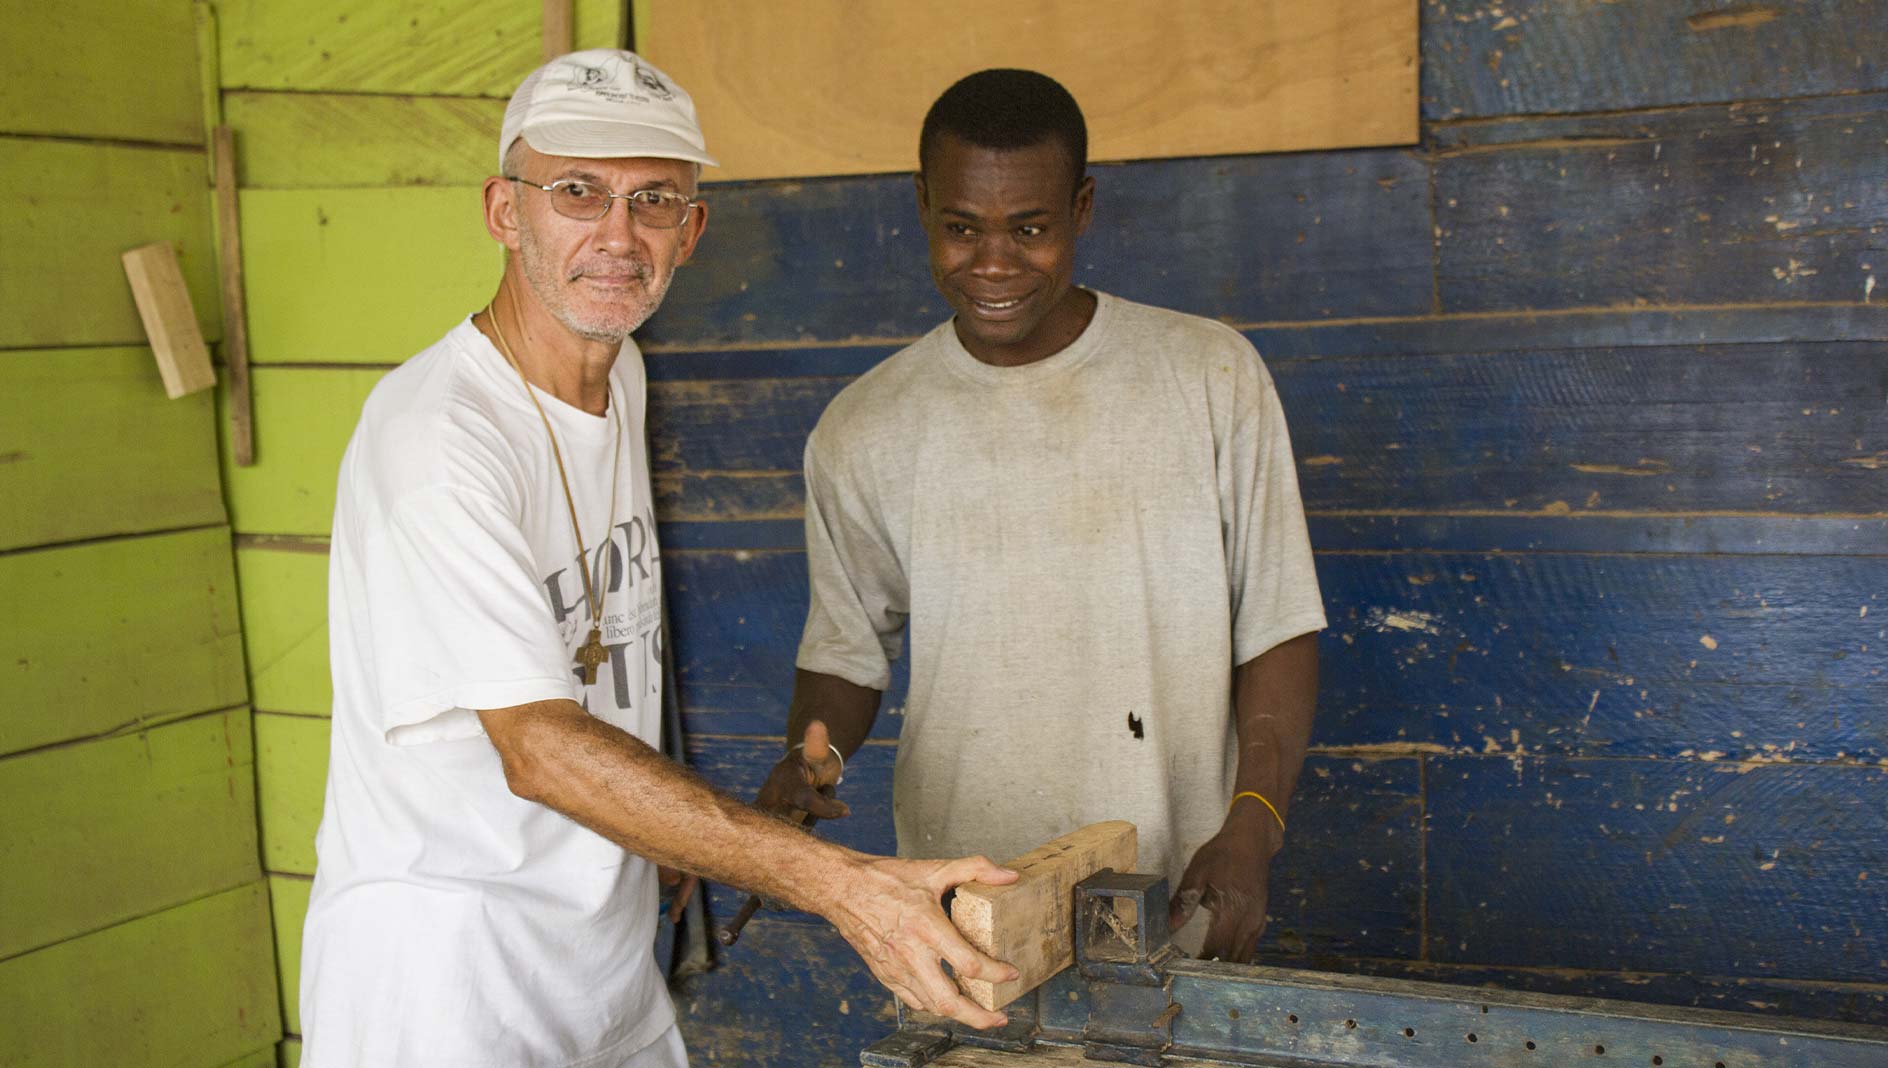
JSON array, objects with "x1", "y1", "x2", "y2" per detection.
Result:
[
  {"x1": 479, "y1": 701, "x2": 1016, "y2": 1027},
  {"x1": 1169, "y1": 631, "x2": 1320, "y2": 961}
]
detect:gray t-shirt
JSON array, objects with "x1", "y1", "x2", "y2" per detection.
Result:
[{"x1": 796, "y1": 291, "x2": 1327, "y2": 892}]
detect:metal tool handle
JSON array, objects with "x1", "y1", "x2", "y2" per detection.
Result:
[{"x1": 717, "y1": 811, "x2": 820, "y2": 946}]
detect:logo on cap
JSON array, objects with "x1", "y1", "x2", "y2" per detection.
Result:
[{"x1": 561, "y1": 55, "x2": 673, "y2": 104}]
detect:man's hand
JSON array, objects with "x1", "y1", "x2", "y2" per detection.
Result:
[
  {"x1": 827, "y1": 854, "x2": 1021, "y2": 1030},
  {"x1": 1169, "y1": 805, "x2": 1283, "y2": 963},
  {"x1": 756, "y1": 718, "x2": 850, "y2": 820}
]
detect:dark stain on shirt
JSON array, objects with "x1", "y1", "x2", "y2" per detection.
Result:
[{"x1": 1128, "y1": 711, "x2": 1144, "y2": 740}]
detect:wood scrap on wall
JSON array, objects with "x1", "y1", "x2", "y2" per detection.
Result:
[
  {"x1": 121, "y1": 242, "x2": 216, "y2": 398},
  {"x1": 950, "y1": 820, "x2": 1138, "y2": 1012},
  {"x1": 636, "y1": 0, "x2": 1419, "y2": 182}
]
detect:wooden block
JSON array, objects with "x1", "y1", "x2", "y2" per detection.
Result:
[
  {"x1": 949, "y1": 821, "x2": 1137, "y2": 1011},
  {"x1": 122, "y1": 241, "x2": 216, "y2": 398},
  {"x1": 637, "y1": 0, "x2": 1418, "y2": 182}
]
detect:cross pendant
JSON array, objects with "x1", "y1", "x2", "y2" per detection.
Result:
[{"x1": 575, "y1": 627, "x2": 609, "y2": 685}]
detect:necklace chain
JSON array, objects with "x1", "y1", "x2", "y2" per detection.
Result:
[{"x1": 485, "y1": 293, "x2": 623, "y2": 679}]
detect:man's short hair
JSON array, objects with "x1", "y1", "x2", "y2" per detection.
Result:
[{"x1": 919, "y1": 69, "x2": 1087, "y2": 194}]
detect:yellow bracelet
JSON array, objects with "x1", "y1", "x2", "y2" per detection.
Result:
[{"x1": 1230, "y1": 790, "x2": 1286, "y2": 832}]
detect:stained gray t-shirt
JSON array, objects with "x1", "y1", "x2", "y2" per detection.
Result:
[{"x1": 796, "y1": 291, "x2": 1327, "y2": 891}]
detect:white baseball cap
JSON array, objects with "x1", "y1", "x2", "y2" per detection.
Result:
[{"x1": 499, "y1": 49, "x2": 718, "y2": 171}]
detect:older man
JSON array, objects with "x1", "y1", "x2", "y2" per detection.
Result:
[{"x1": 301, "y1": 51, "x2": 1016, "y2": 1068}]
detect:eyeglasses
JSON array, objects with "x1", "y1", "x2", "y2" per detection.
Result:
[{"x1": 507, "y1": 177, "x2": 700, "y2": 228}]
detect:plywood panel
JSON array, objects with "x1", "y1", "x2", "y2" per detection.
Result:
[
  {"x1": 638, "y1": 0, "x2": 1418, "y2": 182},
  {"x1": 0, "y1": 710, "x2": 260, "y2": 959},
  {"x1": 238, "y1": 544, "x2": 334, "y2": 715},
  {"x1": 0, "y1": 0, "x2": 201, "y2": 143},
  {"x1": 222, "y1": 368, "x2": 386, "y2": 534},
  {"x1": 268, "y1": 874, "x2": 313, "y2": 1036},
  {"x1": 0, "y1": 882, "x2": 280, "y2": 1068},
  {"x1": 241, "y1": 187, "x2": 493, "y2": 364},
  {"x1": 1423, "y1": 0, "x2": 1888, "y2": 120},
  {"x1": 0, "y1": 527, "x2": 248, "y2": 757},
  {"x1": 256, "y1": 712, "x2": 330, "y2": 875},
  {"x1": 0, "y1": 346, "x2": 225, "y2": 551},
  {"x1": 0, "y1": 138, "x2": 219, "y2": 349},
  {"x1": 1427, "y1": 757, "x2": 1888, "y2": 982},
  {"x1": 1435, "y1": 93, "x2": 1888, "y2": 312},
  {"x1": 217, "y1": 0, "x2": 626, "y2": 95},
  {"x1": 227, "y1": 92, "x2": 503, "y2": 188}
]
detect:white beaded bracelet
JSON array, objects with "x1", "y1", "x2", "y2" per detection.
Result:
[{"x1": 789, "y1": 740, "x2": 845, "y2": 786}]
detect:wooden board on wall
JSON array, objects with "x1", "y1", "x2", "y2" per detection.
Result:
[
  {"x1": 0, "y1": 527, "x2": 249, "y2": 757},
  {"x1": 216, "y1": 0, "x2": 626, "y2": 96},
  {"x1": 0, "y1": 710, "x2": 260, "y2": 959},
  {"x1": 636, "y1": 0, "x2": 1419, "y2": 182},
  {"x1": 0, "y1": 0, "x2": 202, "y2": 144},
  {"x1": 0, "y1": 882, "x2": 280, "y2": 1068},
  {"x1": 0, "y1": 347, "x2": 226, "y2": 551},
  {"x1": 0, "y1": 138, "x2": 218, "y2": 350}
]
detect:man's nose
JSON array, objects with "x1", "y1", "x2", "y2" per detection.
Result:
[
  {"x1": 968, "y1": 235, "x2": 1020, "y2": 278},
  {"x1": 594, "y1": 195, "x2": 641, "y2": 251}
]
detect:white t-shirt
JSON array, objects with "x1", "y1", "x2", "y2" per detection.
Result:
[
  {"x1": 796, "y1": 292, "x2": 1327, "y2": 904},
  {"x1": 302, "y1": 318, "x2": 678, "y2": 1068}
]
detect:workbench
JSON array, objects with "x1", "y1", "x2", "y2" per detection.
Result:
[{"x1": 863, "y1": 872, "x2": 1888, "y2": 1068}]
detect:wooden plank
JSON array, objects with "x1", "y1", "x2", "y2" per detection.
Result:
[
  {"x1": 0, "y1": 527, "x2": 249, "y2": 757},
  {"x1": 648, "y1": 377, "x2": 835, "y2": 522},
  {"x1": 1305, "y1": 514, "x2": 1888, "y2": 557},
  {"x1": 1313, "y1": 552, "x2": 1888, "y2": 762},
  {"x1": 216, "y1": 0, "x2": 625, "y2": 95},
  {"x1": 215, "y1": 126, "x2": 256, "y2": 465},
  {"x1": 1435, "y1": 93, "x2": 1888, "y2": 312},
  {"x1": 0, "y1": 709, "x2": 260, "y2": 959},
  {"x1": 638, "y1": 0, "x2": 1418, "y2": 182},
  {"x1": 279, "y1": 1037, "x2": 302, "y2": 1068},
  {"x1": 240, "y1": 187, "x2": 494, "y2": 364},
  {"x1": 122, "y1": 242, "x2": 218, "y2": 398},
  {"x1": 951, "y1": 822, "x2": 1138, "y2": 1011},
  {"x1": 1425, "y1": 756, "x2": 1888, "y2": 983},
  {"x1": 542, "y1": 0, "x2": 574, "y2": 60},
  {"x1": 666, "y1": 548, "x2": 1888, "y2": 762},
  {"x1": 0, "y1": 138, "x2": 218, "y2": 350},
  {"x1": 267, "y1": 874, "x2": 312, "y2": 1037},
  {"x1": 222, "y1": 367, "x2": 386, "y2": 535},
  {"x1": 0, "y1": 882, "x2": 280, "y2": 1068},
  {"x1": 1313, "y1": 957, "x2": 1888, "y2": 1030},
  {"x1": 256, "y1": 712, "x2": 330, "y2": 875},
  {"x1": 1276, "y1": 340, "x2": 1888, "y2": 516},
  {"x1": 0, "y1": 0, "x2": 201, "y2": 143},
  {"x1": 642, "y1": 149, "x2": 1433, "y2": 349},
  {"x1": 0, "y1": 346, "x2": 225, "y2": 551},
  {"x1": 235, "y1": 149, "x2": 1429, "y2": 359},
  {"x1": 225, "y1": 92, "x2": 502, "y2": 189},
  {"x1": 1423, "y1": 0, "x2": 1888, "y2": 120},
  {"x1": 237, "y1": 544, "x2": 334, "y2": 716}
]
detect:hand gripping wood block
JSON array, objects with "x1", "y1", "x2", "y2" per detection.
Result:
[{"x1": 950, "y1": 821, "x2": 1137, "y2": 1012}]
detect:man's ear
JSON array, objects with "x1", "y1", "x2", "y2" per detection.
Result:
[
  {"x1": 483, "y1": 175, "x2": 522, "y2": 250},
  {"x1": 1072, "y1": 174, "x2": 1096, "y2": 236},
  {"x1": 913, "y1": 172, "x2": 930, "y2": 215},
  {"x1": 672, "y1": 200, "x2": 710, "y2": 267}
]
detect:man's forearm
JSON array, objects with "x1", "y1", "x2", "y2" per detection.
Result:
[
  {"x1": 479, "y1": 701, "x2": 856, "y2": 913},
  {"x1": 1229, "y1": 632, "x2": 1321, "y2": 848},
  {"x1": 786, "y1": 668, "x2": 883, "y2": 758}
]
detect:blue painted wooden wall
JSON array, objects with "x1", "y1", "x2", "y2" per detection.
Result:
[{"x1": 648, "y1": 3, "x2": 1888, "y2": 1059}]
